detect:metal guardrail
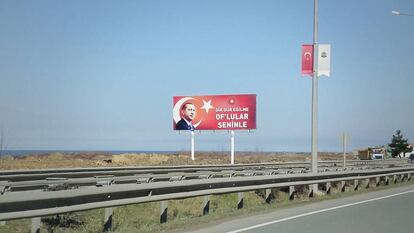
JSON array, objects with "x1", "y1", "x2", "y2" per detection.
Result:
[
  {"x1": 1, "y1": 166, "x2": 413, "y2": 222},
  {"x1": 1, "y1": 161, "x2": 412, "y2": 193},
  {"x1": 0, "y1": 159, "x2": 408, "y2": 181}
]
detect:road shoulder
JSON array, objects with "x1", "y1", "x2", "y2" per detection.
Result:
[{"x1": 182, "y1": 184, "x2": 414, "y2": 233}]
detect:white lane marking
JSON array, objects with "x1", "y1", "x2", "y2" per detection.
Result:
[{"x1": 226, "y1": 189, "x2": 414, "y2": 233}]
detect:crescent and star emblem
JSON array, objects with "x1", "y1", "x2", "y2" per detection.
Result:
[{"x1": 304, "y1": 52, "x2": 312, "y2": 61}]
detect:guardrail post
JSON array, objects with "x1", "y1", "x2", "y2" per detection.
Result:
[
  {"x1": 203, "y1": 195, "x2": 210, "y2": 215},
  {"x1": 160, "y1": 201, "x2": 168, "y2": 224},
  {"x1": 0, "y1": 221, "x2": 5, "y2": 226},
  {"x1": 31, "y1": 217, "x2": 40, "y2": 233},
  {"x1": 308, "y1": 184, "x2": 314, "y2": 198},
  {"x1": 385, "y1": 176, "x2": 389, "y2": 185},
  {"x1": 265, "y1": 189, "x2": 272, "y2": 203},
  {"x1": 393, "y1": 175, "x2": 398, "y2": 184},
  {"x1": 400, "y1": 174, "x2": 405, "y2": 182},
  {"x1": 365, "y1": 178, "x2": 370, "y2": 189},
  {"x1": 408, "y1": 173, "x2": 411, "y2": 181},
  {"x1": 103, "y1": 207, "x2": 113, "y2": 232},
  {"x1": 340, "y1": 181, "x2": 346, "y2": 192},
  {"x1": 289, "y1": 186, "x2": 295, "y2": 200},
  {"x1": 237, "y1": 192, "x2": 244, "y2": 209},
  {"x1": 375, "y1": 177, "x2": 380, "y2": 187},
  {"x1": 326, "y1": 182, "x2": 331, "y2": 194},
  {"x1": 353, "y1": 180, "x2": 359, "y2": 191}
]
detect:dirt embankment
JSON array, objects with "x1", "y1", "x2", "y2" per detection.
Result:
[{"x1": 0, "y1": 151, "x2": 356, "y2": 170}]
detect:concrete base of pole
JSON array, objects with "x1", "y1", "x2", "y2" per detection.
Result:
[{"x1": 31, "y1": 217, "x2": 40, "y2": 233}]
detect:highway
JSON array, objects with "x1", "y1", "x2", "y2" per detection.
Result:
[{"x1": 187, "y1": 184, "x2": 414, "y2": 233}]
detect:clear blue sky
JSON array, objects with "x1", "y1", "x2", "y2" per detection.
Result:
[{"x1": 0, "y1": 0, "x2": 413, "y2": 152}]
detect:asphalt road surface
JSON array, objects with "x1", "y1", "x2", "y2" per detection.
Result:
[{"x1": 186, "y1": 184, "x2": 414, "y2": 233}]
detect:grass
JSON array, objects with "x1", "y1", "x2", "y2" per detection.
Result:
[{"x1": 1, "y1": 178, "x2": 414, "y2": 233}]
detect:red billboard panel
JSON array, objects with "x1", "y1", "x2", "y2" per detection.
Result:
[{"x1": 173, "y1": 94, "x2": 256, "y2": 131}]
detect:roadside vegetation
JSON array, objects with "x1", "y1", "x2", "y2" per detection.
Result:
[
  {"x1": 0, "y1": 151, "x2": 355, "y2": 170},
  {"x1": 388, "y1": 130, "x2": 413, "y2": 158}
]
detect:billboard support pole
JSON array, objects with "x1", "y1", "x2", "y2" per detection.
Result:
[
  {"x1": 342, "y1": 133, "x2": 348, "y2": 169},
  {"x1": 191, "y1": 131, "x2": 195, "y2": 161},
  {"x1": 230, "y1": 130, "x2": 235, "y2": 164}
]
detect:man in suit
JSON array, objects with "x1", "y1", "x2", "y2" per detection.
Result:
[{"x1": 176, "y1": 103, "x2": 196, "y2": 130}]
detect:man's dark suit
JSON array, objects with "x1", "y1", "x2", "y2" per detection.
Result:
[{"x1": 176, "y1": 118, "x2": 195, "y2": 130}]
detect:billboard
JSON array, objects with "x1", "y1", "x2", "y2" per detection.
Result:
[{"x1": 173, "y1": 94, "x2": 256, "y2": 131}]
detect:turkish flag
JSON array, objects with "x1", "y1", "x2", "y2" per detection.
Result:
[{"x1": 301, "y1": 44, "x2": 313, "y2": 77}]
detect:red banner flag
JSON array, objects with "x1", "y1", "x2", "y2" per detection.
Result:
[{"x1": 301, "y1": 44, "x2": 313, "y2": 76}]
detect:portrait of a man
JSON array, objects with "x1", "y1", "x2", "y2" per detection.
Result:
[{"x1": 176, "y1": 103, "x2": 196, "y2": 130}]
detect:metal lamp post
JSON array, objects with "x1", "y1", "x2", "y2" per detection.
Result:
[{"x1": 311, "y1": 0, "x2": 319, "y2": 174}]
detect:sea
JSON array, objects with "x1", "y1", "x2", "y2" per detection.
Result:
[{"x1": 0, "y1": 150, "x2": 180, "y2": 157}]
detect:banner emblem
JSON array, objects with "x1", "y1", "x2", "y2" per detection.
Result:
[{"x1": 318, "y1": 44, "x2": 331, "y2": 77}]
